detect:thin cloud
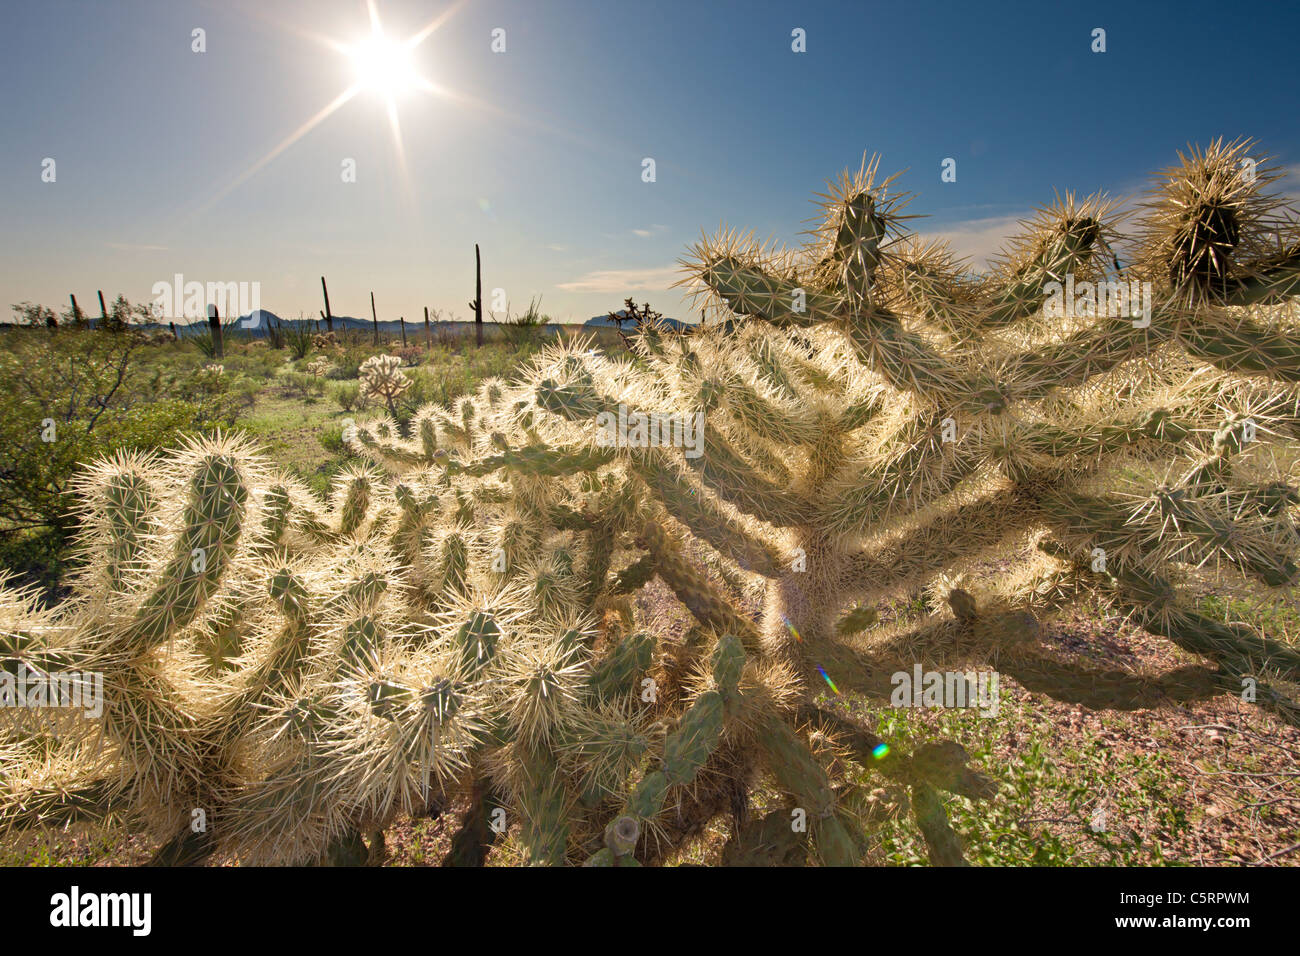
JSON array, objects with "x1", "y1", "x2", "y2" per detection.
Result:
[
  {"x1": 919, "y1": 215, "x2": 1026, "y2": 269},
  {"x1": 106, "y1": 241, "x2": 169, "y2": 252},
  {"x1": 557, "y1": 266, "x2": 679, "y2": 293},
  {"x1": 1278, "y1": 163, "x2": 1300, "y2": 206}
]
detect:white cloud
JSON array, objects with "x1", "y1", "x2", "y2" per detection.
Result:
[
  {"x1": 556, "y1": 266, "x2": 680, "y2": 293},
  {"x1": 632, "y1": 229, "x2": 653, "y2": 238},
  {"x1": 918, "y1": 214, "x2": 1028, "y2": 269}
]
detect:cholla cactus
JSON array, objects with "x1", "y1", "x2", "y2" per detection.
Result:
[
  {"x1": 305, "y1": 357, "x2": 333, "y2": 379},
  {"x1": 312, "y1": 331, "x2": 339, "y2": 351},
  {"x1": 3, "y1": 141, "x2": 1298, "y2": 868},
  {"x1": 510, "y1": 140, "x2": 1300, "y2": 739},
  {"x1": 358, "y1": 354, "x2": 410, "y2": 415}
]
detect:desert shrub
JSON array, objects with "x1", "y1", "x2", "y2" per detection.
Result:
[
  {"x1": 285, "y1": 323, "x2": 314, "y2": 359},
  {"x1": 325, "y1": 347, "x2": 367, "y2": 380},
  {"x1": 265, "y1": 320, "x2": 287, "y2": 350},
  {"x1": 312, "y1": 330, "x2": 339, "y2": 352},
  {"x1": 318, "y1": 423, "x2": 348, "y2": 455},
  {"x1": 499, "y1": 295, "x2": 551, "y2": 349},
  {"x1": 392, "y1": 345, "x2": 422, "y2": 367},
  {"x1": 282, "y1": 370, "x2": 326, "y2": 399},
  {"x1": 331, "y1": 381, "x2": 366, "y2": 412},
  {"x1": 0, "y1": 327, "x2": 243, "y2": 589}
]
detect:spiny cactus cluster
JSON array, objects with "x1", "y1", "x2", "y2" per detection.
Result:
[
  {"x1": 358, "y1": 354, "x2": 410, "y2": 415},
  {"x1": 3, "y1": 139, "x2": 1298, "y2": 866}
]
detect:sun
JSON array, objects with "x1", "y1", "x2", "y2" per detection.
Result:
[
  {"x1": 204, "y1": 0, "x2": 558, "y2": 214},
  {"x1": 348, "y1": 31, "x2": 419, "y2": 97}
]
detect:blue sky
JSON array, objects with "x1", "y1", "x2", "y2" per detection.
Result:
[{"x1": 3, "y1": 0, "x2": 1299, "y2": 324}]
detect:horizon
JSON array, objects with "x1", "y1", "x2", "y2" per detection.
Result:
[{"x1": 4, "y1": 0, "x2": 1300, "y2": 326}]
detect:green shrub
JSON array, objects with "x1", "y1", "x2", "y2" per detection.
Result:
[
  {"x1": 284, "y1": 323, "x2": 314, "y2": 359},
  {"x1": 331, "y1": 381, "x2": 365, "y2": 412},
  {"x1": 0, "y1": 327, "x2": 241, "y2": 590}
]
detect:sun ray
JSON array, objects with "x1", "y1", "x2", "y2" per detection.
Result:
[
  {"x1": 195, "y1": 83, "x2": 362, "y2": 217},
  {"x1": 191, "y1": 0, "x2": 623, "y2": 217},
  {"x1": 405, "y1": 0, "x2": 468, "y2": 50}
]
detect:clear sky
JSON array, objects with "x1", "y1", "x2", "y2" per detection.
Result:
[{"x1": 3, "y1": 0, "x2": 1298, "y2": 325}]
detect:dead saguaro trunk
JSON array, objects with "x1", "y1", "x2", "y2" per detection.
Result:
[
  {"x1": 370, "y1": 292, "x2": 380, "y2": 346},
  {"x1": 97, "y1": 290, "x2": 108, "y2": 331},
  {"x1": 423, "y1": 306, "x2": 431, "y2": 349},
  {"x1": 69, "y1": 294, "x2": 86, "y2": 329},
  {"x1": 399, "y1": 315, "x2": 407, "y2": 348},
  {"x1": 320, "y1": 276, "x2": 335, "y2": 333},
  {"x1": 207, "y1": 303, "x2": 223, "y2": 359},
  {"x1": 470, "y1": 243, "x2": 483, "y2": 348}
]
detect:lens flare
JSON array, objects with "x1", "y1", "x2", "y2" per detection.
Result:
[{"x1": 816, "y1": 665, "x2": 839, "y2": 695}]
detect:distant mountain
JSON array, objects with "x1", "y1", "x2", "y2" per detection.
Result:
[
  {"x1": 169, "y1": 310, "x2": 417, "y2": 336},
  {"x1": 21, "y1": 308, "x2": 699, "y2": 335},
  {"x1": 583, "y1": 312, "x2": 692, "y2": 331}
]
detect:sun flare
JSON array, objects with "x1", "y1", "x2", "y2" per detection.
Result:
[{"x1": 348, "y1": 31, "x2": 419, "y2": 97}]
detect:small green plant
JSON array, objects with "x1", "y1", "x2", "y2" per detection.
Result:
[
  {"x1": 332, "y1": 381, "x2": 365, "y2": 412},
  {"x1": 500, "y1": 295, "x2": 551, "y2": 349},
  {"x1": 266, "y1": 319, "x2": 287, "y2": 350},
  {"x1": 285, "y1": 322, "x2": 314, "y2": 360}
]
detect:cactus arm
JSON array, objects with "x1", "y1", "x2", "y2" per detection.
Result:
[
  {"x1": 681, "y1": 431, "x2": 810, "y2": 526},
  {"x1": 746, "y1": 335, "x2": 800, "y2": 399},
  {"x1": 1001, "y1": 314, "x2": 1171, "y2": 403},
  {"x1": 449, "y1": 443, "x2": 615, "y2": 479},
  {"x1": 836, "y1": 387, "x2": 890, "y2": 433},
  {"x1": 839, "y1": 490, "x2": 1044, "y2": 604},
  {"x1": 1224, "y1": 243, "x2": 1300, "y2": 305},
  {"x1": 755, "y1": 713, "x2": 858, "y2": 866},
  {"x1": 586, "y1": 681, "x2": 730, "y2": 865},
  {"x1": 119, "y1": 450, "x2": 249, "y2": 654},
  {"x1": 840, "y1": 310, "x2": 992, "y2": 412},
  {"x1": 1181, "y1": 315, "x2": 1300, "y2": 382},
  {"x1": 822, "y1": 423, "x2": 984, "y2": 537},
  {"x1": 0, "y1": 776, "x2": 129, "y2": 835},
  {"x1": 701, "y1": 256, "x2": 843, "y2": 327},
  {"x1": 909, "y1": 781, "x2": 968, "y2": 866},
  {"x1": 637, "y1": 519, "x2": 763, "y2": 651},
  {"x1": 634, "y1": 452, "x2": 785, "y2": 578},
  {"x1": 207, "y1": 570, "x2": 317, "y2": 745},
  {"x1": 518, "y1": 744, "x2": 570, "y2": 865},
  {"x1": 609, "y1": 553, "x2": 657, "y2": 595},
  {"x1": 1039, "y1": 486, "x2": 1297, "y2": 590},
  {"x1": 976, "y1": 218, "x2": 1103, "y2": 329},
  {"x1": 721, "y1": 379, "x2": 821, "y2": 446}
]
